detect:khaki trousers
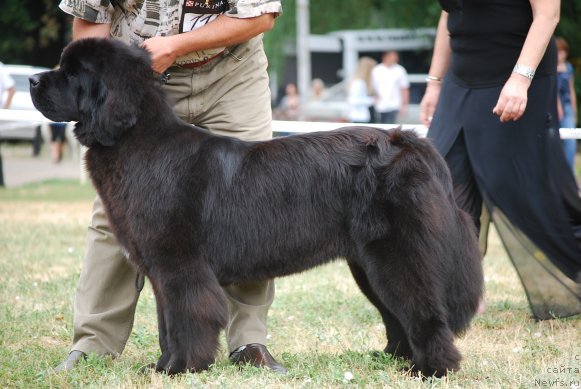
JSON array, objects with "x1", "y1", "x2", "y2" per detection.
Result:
[{"x1": 72, "y1": 36, "x2": 275, "y2": 356}]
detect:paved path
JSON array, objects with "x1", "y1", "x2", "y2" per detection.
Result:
[{"x1": 1, "y1": 155, "x2": 82, "y2": 188}]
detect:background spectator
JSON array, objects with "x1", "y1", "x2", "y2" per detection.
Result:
[
  {"x1": 49, "y1": 122, "x2": 67, "y2": 163},
  {"x1": 309, "y1": 78, "x2": 326, "y2": 101},
  {"x1": 347, "y1": 56, "x2": 377, "y2": 123},
  {"x1": 276, "y1": 82, "x2": 301, "y2": 120},
  {"x1": 556, "y1": 36, "x2": 578, "y2": 172},
  {"x1": 371, "y1": 50, "x2": 409, "y2": 124}
]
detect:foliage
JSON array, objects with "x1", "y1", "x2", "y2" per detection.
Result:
[
  {"x1": 556, "y1": 0, "x2": 581, "y2": 58},
  {"x1": 0, "y1": 0, "x2": 70, "y2": 67}
]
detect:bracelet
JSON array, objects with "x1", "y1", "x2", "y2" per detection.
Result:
[
  {"x1": 512, "y1": 64, "x2": 535, "y2": 80},
  {"x1": 426, "y1": 75, "x2": 443, "y2": 83}
]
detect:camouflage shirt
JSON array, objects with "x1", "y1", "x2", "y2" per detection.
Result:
[{"x1": 59, "y1": 0, "x2": 282, "y2": 65}]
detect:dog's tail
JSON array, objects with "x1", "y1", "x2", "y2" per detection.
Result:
[
  {"x1": 384, "y1": 128, "x2": 484, "y2": 335},
  {"x1": 444, "y1": 208, "x2": 484, "y2": 336},
  {"x1": 414, "y1": 132, "x2": 483, "y2": 336}
]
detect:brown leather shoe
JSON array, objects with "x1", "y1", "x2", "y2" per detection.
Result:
[{"x1": 229, "y1": 343, "x2": 288, "y2": 374}]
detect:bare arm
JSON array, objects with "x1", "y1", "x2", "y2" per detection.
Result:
[
  {"x1": 419, "y1": 11, "x2": 451, "y2": 126},
  {"x1": 492, "y1": 0, "x2": 560, "y2": 122},
  {"x1": 142, "y1": 13, "x2": 276, "y2": 73},
  {"x1": 514, "y1": 0, "x2": 560, "y2": 73},
  {"x1": 426, "y1": 11, "x2": 451, "y2": 80},
  {"x1": 2, "y1": 85, "x2": 15, "y2": 109},
  {"x1": 72, "y1": 17, "x2": 111, "y2": 40}
]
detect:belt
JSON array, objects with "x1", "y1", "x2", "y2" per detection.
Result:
[{"x1": 176, "y1": 51, "x2": 225, "y2": 69}]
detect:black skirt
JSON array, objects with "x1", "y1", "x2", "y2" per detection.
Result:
[{"x1": 428, "y1": 72, "x2": 581, "y2": 320}]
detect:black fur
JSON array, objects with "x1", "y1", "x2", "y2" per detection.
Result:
[{"x1": 30, "y1": 38, "x2": 484, "y2": 377}]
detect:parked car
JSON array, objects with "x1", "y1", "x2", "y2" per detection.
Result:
[
  {"x1": 1, "y1": 64, "x2": 51, "y2": 154},
  {"x1": 300, "y1": 74, "x2": 428, "y2": 125}
]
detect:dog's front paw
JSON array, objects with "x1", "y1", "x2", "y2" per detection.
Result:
[
  {"x1": 156, "y1": 356, "x2": 188, "y2": 375},
  {"x1": 384, "y1": 340, "x2": 413, "y2": 361},
  {"x1": 410, "y1": 349, "x2": 460, "y2": 378},
  {"x1": 154, "y1": 350, "x2": 214, "y2": 375},
  {"x1": 153, "y1": 351, "x2": 189, "y2": 375}
]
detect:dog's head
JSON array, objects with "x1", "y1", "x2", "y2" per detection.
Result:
[{"x1": 29, "y1": 38, "x2": 153, "y2": 147}]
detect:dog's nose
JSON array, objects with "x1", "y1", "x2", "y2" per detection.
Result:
[{"x1": 29, "y1": 74, "x2": 41, "y2": 87}]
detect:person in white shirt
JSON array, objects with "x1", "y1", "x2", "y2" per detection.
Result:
[
  {"x1": 371, "y1": 51, "x2": 409, "y2": 124},
  {"x1": 347, "y1": 57, "x2": 377, "y2": 123}
]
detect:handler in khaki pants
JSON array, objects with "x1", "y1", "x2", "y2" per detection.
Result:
[{"x1": 53, "y1": 0, "x2": 286, "y2": 374}]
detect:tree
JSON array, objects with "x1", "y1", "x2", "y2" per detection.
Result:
[{"x1": 0, "y1": 0, "x2": 70, "y2": 67}]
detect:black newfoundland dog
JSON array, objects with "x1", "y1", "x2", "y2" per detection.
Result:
[{"x1": 30, "y1": 38, "x2": 483, "y2": 377}]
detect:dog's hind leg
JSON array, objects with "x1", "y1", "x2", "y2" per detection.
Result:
[
  {"x1": 346, "y1": 261, "x2": 413, "y2": 361},
  {"x1": 149, "y1": 263, "x2": 228, "y2": 374},
  {"x1": 361, "y1": 240, "x2": 461, "y2": 378}
]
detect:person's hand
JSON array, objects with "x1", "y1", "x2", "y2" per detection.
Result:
[
  {"x1": 492, "y1": 74, "x2": 531, "y2": 122},
  {"x1": 419, "y1": 82, "x2": 442, "y2": 127},
  {"x1": 141, "y1": 36, "x2": 179, "y2": 73}
]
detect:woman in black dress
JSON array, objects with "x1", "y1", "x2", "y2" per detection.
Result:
[{"x1": 420, "y1": 0, "x2": 581, "y2": 320}]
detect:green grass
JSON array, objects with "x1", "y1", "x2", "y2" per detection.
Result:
[
  {"x1": 0, "y1": 179, "x2": 96, "y2": 202},
  {"x1": 0, "y1": 180, "x2": 580, "y2": 388}
]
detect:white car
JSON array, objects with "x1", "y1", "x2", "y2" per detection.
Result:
[{"x1": 1, "y1": 64, "x2": 51, "y2": 152}]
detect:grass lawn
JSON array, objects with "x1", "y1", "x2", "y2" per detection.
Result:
[{"x1": 0, "y1": 180, "x2": 579, "y2": 388}]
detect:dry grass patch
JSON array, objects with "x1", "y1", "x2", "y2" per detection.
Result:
[{"x1": 0, "y1": 180, "x2": 579, "y2": 388}]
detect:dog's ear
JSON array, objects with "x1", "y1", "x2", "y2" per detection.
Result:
[
  {"x1": 80, "y1": 76, "x2": 140, "y2": 147},
  {"x1": 71, "y1": 39, "x2": 156, "y2": 147}
]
